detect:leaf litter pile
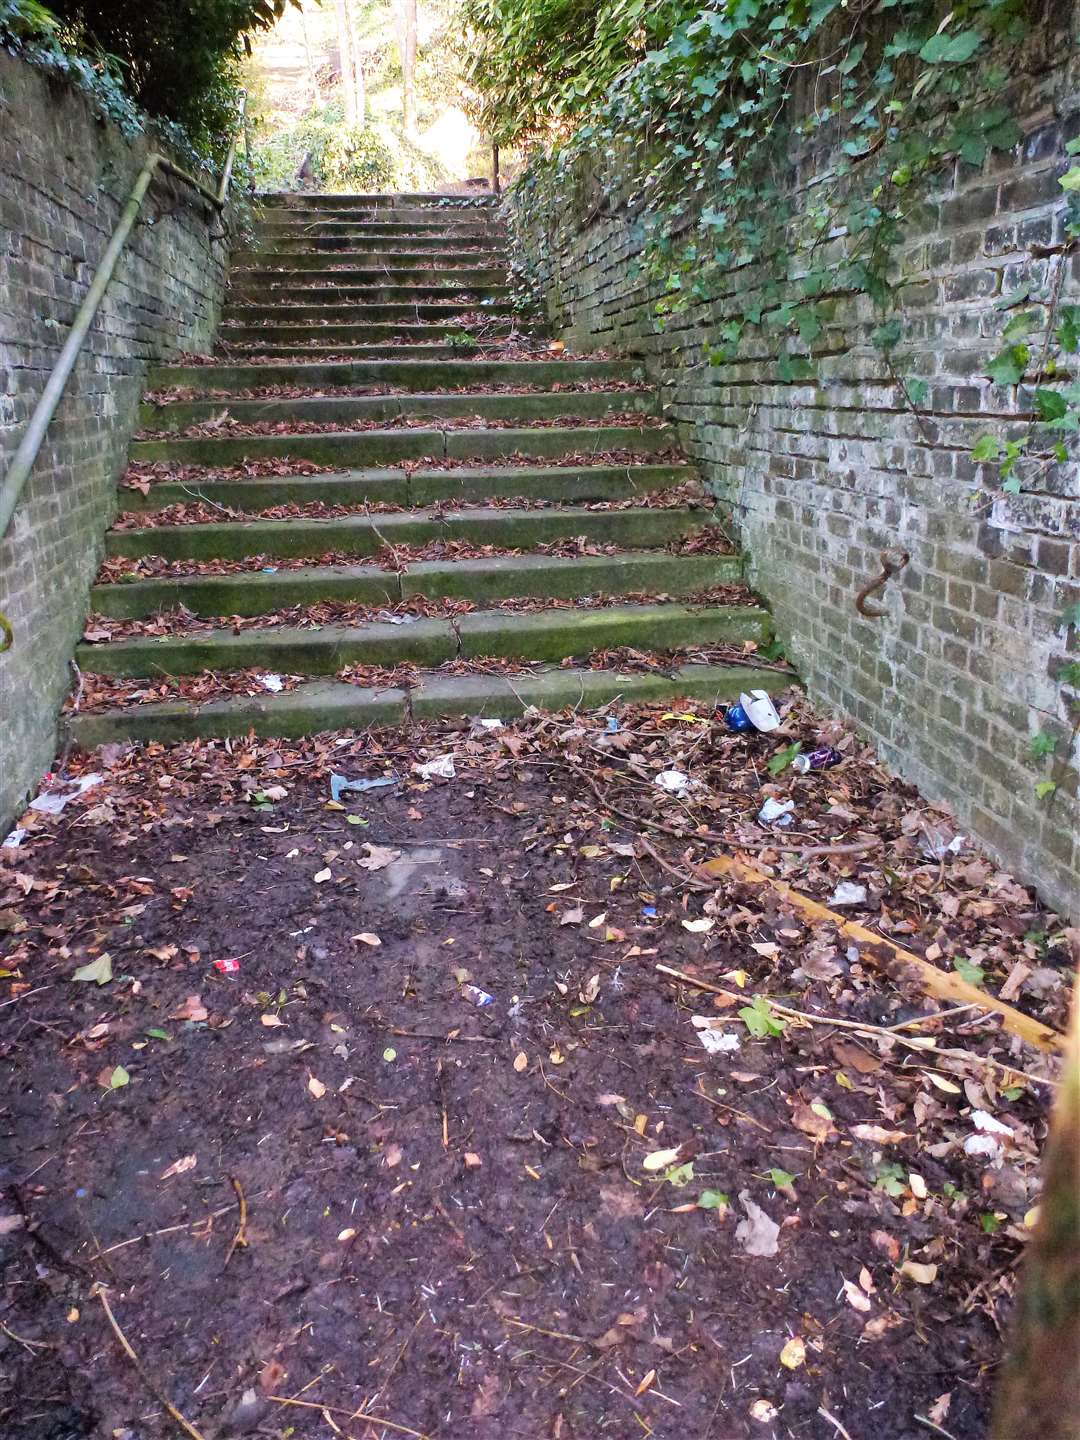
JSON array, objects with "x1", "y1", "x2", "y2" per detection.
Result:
[{"x1": 0, "y1": 693, "x2": 1071, "y2": 1440}]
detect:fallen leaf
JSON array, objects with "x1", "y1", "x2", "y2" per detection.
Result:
[
  {"x1": 260, "y1": 1013, "x2": 284, "y2": 1028},
  {"x1": 337, "y1": 1228, "x2": 357, "y2": 1242},
  {"x1": 0, "y1": 1215, "x2": 24, "y2": 1235},
  {"x1": 735, "y1": 1191, "x2": 780, "y2": 1257},
  {"x1": 107, "y1": 1065, "x2": 129, "y2": 1090},
  {"x1": 928, "y1": 1393, "x2": 952, "y2": 1425},
  {"x1": 871, "y1": 1229, "x2": 900, "y2": 1262},
  {"x1": 899, "y1": 1259, "x2": 938, "y2": 1285},
  {"x1": 749, "y1": 1399, "x2": 778, "y2": 1423},
  {"x1": 642, "y1": 1146, "x2": 683, "y2": 1173},
  {"x1": 908, "y1": 1171, "x2": 928, "y2": 1199},
  {"x1": 682, "y1": 918, "x2": 714, "y2": 934},
  {"x1": 72, "y1": 954, "x2": 112, "y2": 985},
  {"x1": 635, "y1": 1369, "x2": 656, "y2": 1396},
  {"x1": 313, "y1": 868, "x2": 332, "y2": 884},
  {"x1": 792, "y1": 1098, "x2": 835, "y2": 1142},
  {"x1": 842, "y1": 1278, "x2": 872, "y2": 1312},
  {"x1": 170, "y1": 994, "x2": 208, "y2": 1022},
  {"x1": 851, "y1": 1124, "x2": 910, "y2": 1144},
  {"x1": 384, "y1": 1143, "x2": 402, "y2": 1169},
  {"x1": 779, "y1": 1336, "x2": 806, "y2": 1370},
  {"x1": 464, "y1": 1152, "x2": 483, "y2": 1168},
  {"x1": 357, "y1": 843, "x2": 401, "y2": 871},
  {"x1": 307, "y1": 1075, "x2": 326, "y2": 1099},
  {"x1": 159, "y1": 1155, "x2": 197, "y2": 1180},
  {"x1": 352, "y1": 932, "x2": 382, "y2": 947},
  {"x1": 513, "y1": 1052, "x2": 528, "y2": 1072},
  {"x1": 471, "y1": 1373, "x2": 502, "y2": 1418}
]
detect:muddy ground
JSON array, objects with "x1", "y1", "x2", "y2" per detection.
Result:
[{"x1": 0, "y1": 696, "x2": 1069, "y2": 1440}]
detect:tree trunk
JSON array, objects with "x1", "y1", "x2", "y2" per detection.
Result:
[
  {"x1": 344, "y1": 0, "x2": 364, "y2": 123},
  {"x1": 991, "y1": 942, "x2": 1080, "y2": 1440},
  {"x1": 396, "y1": 0, "x2": 418, "y2": 137},
  {"x1": 335, "y1": 0, "x2": 358, "y2": 126},
  {"x1": 300, "y1": 11, "x2": 322, "y2": 109}
]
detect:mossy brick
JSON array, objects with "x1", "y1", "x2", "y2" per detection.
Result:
[
  {"x1": 69, "y1": 682, "x2": 408, "y2": 747},
  {"x1": 146, "y1": 359, "x2": 643, "y2": 390},
  {"x1": 410, "y1": 663, "x2": 790, "y2": 720},
  {"x1": 138, "y1": 390, "x2": 656, "y2": 431},
  {"x1": 77, "y1": 618, "x2": 457, "y2": 677},
  {"x1": 455, "y1": 602, "x2": 769, "y2": 662}
]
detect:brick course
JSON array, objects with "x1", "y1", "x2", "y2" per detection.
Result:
[
  {"x1": 0, "y1": 54, "x2": 229, "y2": 827},
  {"x1": 508, "y1": 24, "x2": 1080, "y2": 918}
]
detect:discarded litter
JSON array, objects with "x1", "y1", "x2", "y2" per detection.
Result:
[
  {"x1": 377, "y1": 611, "x2": 417, "y2": 626},
  {"x1": 691, "y1": 1016, "x2": 741, "y2": 1054},
  {"x1": 654, "y1": 769, "x2": 698, "y2": 795},
  {"x1": 463, "y1": 984, "x2": 494, "y2": 1008},
  {"x1": 213, "y1": 958, "x2": 241, "y2": 975},
  {"x1": 606, "y1": 715, "x2": 620, "y2": 733},
  {"x1": 29, "y1": 773, "x2": 103, "y2": 815},
  {"x1": 257, "y1": 673, "x2": 284, "y2": 693},
  {"x1": 791, "y1": 746, "x2": 843, "y2": 773},
  {"x1": 414, "y1": 755, "x2": 456, "y2": 780},
  {"x1": 641, "y1": 905, "x2": 658, "y2": 919},
  {"x1": 919, "y1": 824, "x2": 966, "y2": 861},
  {"x1": 725, "y1": 702, "x2": 753, "y2": 733},
  {"x1": 757, "y1": 797, "x2": 796, "y2": 828},
  {"x1": 741, "y1": 690, "x2": 781, "y2": 733},
  {"x1": 472, "y1": 717, "x2": 504, "y2": 731},
  {"x1": 829, "y1": 881, "x2": 868, "y2": 906},
  {"x1": 1, "y1": 829, "x2": 26, "y2": 850},
  {"x1": 260, "y1": 565, "x2": 278, "y2": 573},
  {"x1": 329, "y1": 772, "x2": 398, "y2": 802}
]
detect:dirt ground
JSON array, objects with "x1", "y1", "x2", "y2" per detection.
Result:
[{"x1": 0, "y1": 692, "x2": 1070, "y2": 1440}]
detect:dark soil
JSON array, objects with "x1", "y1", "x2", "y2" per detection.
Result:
[{"x1": 0, "y1": 703, "x2": 1065, "y2": 1440}]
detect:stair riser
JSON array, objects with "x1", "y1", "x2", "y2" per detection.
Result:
[
  {"x1": 139, "y1": 392, "x2": 656, "y2": 431},
  {"x1": 129, "y1": 424, "x2": 670, "y2": 468},
  {"x1": 232, "y1": 251, "x2": 505, "y2": 270},
  {"x1": 253, "y1": 236, "x2": 502, "y2": 254},
  {"x1": 221, "y1": 302, "x2": 516, "y2": 324},
  {"x1": 227, "y1": 284, "x2": 511, "y2": 304},
  {"x1": 229, "y1": 271, "x2": 508, "y2": 292},
  {"x1": 257, "y1": 192, "x2": 498, "y2": 208},
  {"x1": 76, "y1": 606, "x2": 767, "y2": 677},
  {"x1": 147, "y1": 360, "x2": 642, "y2": 390},
  {"x1": 256, "y1": 207, "x2": 502, "y2": 227},
  {"x1": 92, "y1": 552, "x2": 738, "y2": 618},
  {"x1": 219, "y1": 323, "x2": 516, "y2": 344},
  {"x1": 255, "y1": 223, "x2": 505, "y2": 241},
  {"x1": 123, "y1": 465, "x2": 682, "y2": 514},
  {"x1": 215, "y1": 345, "x2": 509, "y2": 360},
  {"x1": 104, "y1": 507, "x2": 704, "y2": 562}
]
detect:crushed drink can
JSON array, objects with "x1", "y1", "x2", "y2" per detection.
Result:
[
  {"x1": 791, "y1": 747, "x2": 843, "y2": 774},
  {"x1": 463, "y1": 984, "x2": 494, "y2": 1008},
  {"x1": 725, "y1": 702, "x2": 754, "y2": 733}
]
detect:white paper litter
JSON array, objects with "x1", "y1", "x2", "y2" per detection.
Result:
[
  {"x1": 829, "y1": 881, "x2": 868, "y2": 906},
  {"x1": 29, "y1": 773, "x2": 103, "y2": 815},
  {"x1": 654, "y1": 770, "x2": 698, "y2": 795},
  {"x1": 1, "y1": 829, "x2": 27, "y2": 850},
  {"x1": 414, "y1": 755, "x2": 456, "y2": 780},
  {"x1": 691, "y1": 1017, "x2": 742, "y2": 1055},
  {"x1": 258, "y1": 673, "x2": 284, "y2": 692}
]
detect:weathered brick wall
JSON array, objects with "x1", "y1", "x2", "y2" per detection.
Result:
[
  {"x1": 509, "y1": 25, "x2": 1080, "y2": 918},
  {"x1": 0, "y1": 52, "x2": 229, "y2": 827}
]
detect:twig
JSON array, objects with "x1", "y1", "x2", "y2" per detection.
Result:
[
  {"x1": 818, "y1": 1407, "x2": 857, "y2": 1440},
  {"x1": 914, "y1": 1415, "x2": 960, "y2": 1440},
  {"x1": 268, "y1": 1394, "x2": 431, "y2": 1439},
  {"x1": 95, "y1": 1287, "x2": 208, "y2": 1440},
  {"x1": 222, "y1": 1175, "x2": 248, "y2": 1268},
  {"x1": 505, "y1": 1316, "x2": 592, "y2": 1345},
  {"x1": 655, "y1": 965, "x2": 1057, "y2": 1086}
]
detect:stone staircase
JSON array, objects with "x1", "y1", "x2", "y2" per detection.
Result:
[{"x1": 70, "y1": 192, "x2": 785, "y2": 746}]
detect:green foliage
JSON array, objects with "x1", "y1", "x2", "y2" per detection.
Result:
[
  {"x1": 766, "y1": 741, "x2": 801, "y2": 775},
  {"x1": 739, "y1": 995, "x2": 786, "y2": 1039},
  {"x1": 1, "y1": 0, "x2": 297, "y2": 155},
  {"x1": 953, "y1": 956, "x2": 986, "y2": 988}
]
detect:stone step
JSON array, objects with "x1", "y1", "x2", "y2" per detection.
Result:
[
  {"x1": 138, "y1": 390, "x2": 656, "y2": 432},
  {"x1": 218, "y1": 321, "x2": 517, "y2": 345},
  {"x1": 104, "y1": 504, "x2": 706, "y2": 562},
  {"x1": 254, "y1": 218, "x2": 504, "y2": 236},
  {"x1": 214, "y1": 343, "x2": 523, "y2": 360},
  {"x1": 255, "y1": 207, "x2": 502, "y2": 228},
  {"x1": 76, "y1": 601, "x2": 769, "y2": 677},
  {"x1": 232, "y1": 250, "x2": 505, "y2": 271},
  {"x1": 251, "y1": 236, "x2": 504, "y2": 255},
  {"x1": 228, "y1": 268, "x2": 508, "y2": 292},
  {"x1": 68, "y1": 663, "x2": 786, "y2": 746},
  {"x1": 221, "y1": 300, "x2": 517, "y2": 324},
  {"x1": 256, "y1": 192, "x2": 499, "y2": 209},
  {"x1": 147, "y1": 359, "x2": 642, "y2": 391},
  {"x1": 119, "y1": 461, "x2": 688, "y2": 514},
  {"x1": 129, "y1": 422, "x2": 672, "y2": 468},
  {"x1": 93, "y1": 548, "x2": 735, "y2": 618},
  {"x1": 226, "y1": 282, "x2": 511, "y2": 304}
]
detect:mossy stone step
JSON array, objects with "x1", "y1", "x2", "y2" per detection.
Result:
[
  {"x1": 104, "y1": 504, "x2": 707, "y2": 562},
  {"x1": 257, "y1": 191, "x2": 498, "y2": 209},
  {"x1": 221, "y1": 301, "x2": 516, "y2": 324},
  {"x1": 219, "y1": 322, "x2": 516, "y2": 345},
  {"x1": 255, "y1": 235, "x2": 503, "y2": 254},
  {"x1": 121, "y1": 462, "x2": 687, "y2": 514},
  {"x1": 76, "y1": 602, "x2": 768, "y2": 678},
  {"x1": 129, "y1": 423, "x2": 671, "y2": 468},
  {"x1": 232, "y1": 250, "x2": 504, "y2": 270},
  {"x1": 227, "y1": 284, "x2": 511, "y2": 305},
  {"x1": 147, "y1": 359, "x2": 641, "y2": 390},
  {"x1": 214, "y1": 344, "x2": 512, "y2": 360},
  {"x1": 228, "y1": 272, "x2": 508, "y2": 293},
  {"x1": 91, "y1": 550, "x2": 739, "y2": 619},
  {"x1": 255, "y1": 208, "x2": 504, "y2": 228},
  {"x1": 67, "y1": 664, "x2": 788, "y2": 747},
  {"x1": 255, "y1": 218, "x2": 504, "y2": 234},
  {"x1": 139, "y1": 390, "x2": 655, "y2": 431}
]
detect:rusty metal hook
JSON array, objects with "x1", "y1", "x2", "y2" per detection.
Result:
[{"x1": 855, "y1": 550, "x2": 909, "y2": 619}]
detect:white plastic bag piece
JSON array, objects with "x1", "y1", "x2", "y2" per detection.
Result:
[{"x1": 740, "y1": 689, "x2": 781, "y2": 733}]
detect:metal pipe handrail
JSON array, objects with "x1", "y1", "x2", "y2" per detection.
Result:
[{"x1": 0, "y1": 98, "x2": 246, "y2": 650}]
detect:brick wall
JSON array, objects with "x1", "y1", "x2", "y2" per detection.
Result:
[
  {"x1": 508, "y1": 22, "x2": 1080, "y2": 919},
  {"x1": 0, "y1": 52, "x2": 229, "y2": 828}
]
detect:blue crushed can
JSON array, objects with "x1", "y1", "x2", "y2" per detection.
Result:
[{"x1": 725, "y1": 702, "x2": 753, "y2": 732}]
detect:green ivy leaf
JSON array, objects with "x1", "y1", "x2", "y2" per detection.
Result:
[
  {"x1": 769, "y1": 1167, "x2": 796, "y2": 1190},
  {"x1": 971, "y1": 434, "x2": 1001, "y2": 462},
  {"x1": 953, "y1": 956, "x2": 985, "y2": 988},
  {"x1": 919, "y1": 29, "x2": 983, "y2": 64},
  {"x1": 1002, "y1": 311, "x2": 1040, "y2": 342},
  {"x1": 767, "y1": 741, "x2": 802, "y2": 775},
  {"x1": 1029, "y1": 732, "x2": 1057, "y2": 759},
  {"x1": 1059, "y1": 166, "x2": 1080, "y2": 192},
  {"x1": 739, "y1": 995, "x2": 787, "y2": 1039},
  {"x1": 1001, "y1": 475, "x2": 1023, "y2": 495},
  {"x1": 697, "y1": 1188, "x2": 729, "y2": 1210},
  {"x1": 871, "y1": 317, "x2": 902, "y2": 350},
  {"x1": 906, "y1": 377, "x2": 929, "y2": 406},
  {"x1": 986, "y1": 344, "x2": 1029, "y2": 385},
  {"x1": 1034, "y1": 780, "x2": 1058, "y2": 800},
  {"x1": 1033, "y1": 388, "x2": 1068, "y2": 422}
]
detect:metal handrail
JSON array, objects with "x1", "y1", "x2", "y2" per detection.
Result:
[{"x1": 0, "y1": 95, "x2": 246, "y2": 650}]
